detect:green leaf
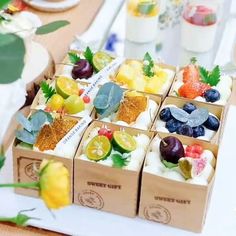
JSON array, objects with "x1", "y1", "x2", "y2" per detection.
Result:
[
  {"x1": 68, "y1": 52, "x2": 80, "y2": 64},
  {"x1": 40, "y1": 81, "x2": 56, "y2": 103},
  {"x1": 112, "y1": 154, "x2": 128, "y2": 168},
  {"x1": 137, "y1": 2, "x2": 155, "y2": 15},
  {"x1": 209, "y1": 65, "x2": 220, "y2": 86},
  {"x1": 15, "y1": 130, "x2": 37, "y2": 145},
  {"x1": 0, "y1": 0, "x2": 11, "y2": 10},
  {"x1": 0, "y1": 146, "x2": 5, "y2": 171},
  {"x1": 16, "y1": 112, "x2": 32, "y2": 132},
  {"x1": 162, "y1": 160, "x2": 178, "y2": 169},
  {"x1": 84, "y1": 46, "x2": 94, "y2": 65},
  {"x1": 199, "y1": 66, "x2": 209, "y2": 84},
  {"x1": 199, "y1": 65, "x2": 220, "y2": 86},
  {"x1": 93, "y1": 82, "x2": 124, "y2": 118},
  {"x1": 143, "y1": 52, "x2": 154, "y2": 77},
  {"x1": 190, "y1": 57, "x2": 197, "y2": 64},
  {"x1": 29, "y1": 110, "x2": 52, "y2": 131},
  {"x1": 35, "y1": 20, "x2": 70, "y2": 35},
  {"x1": 0, "y1": 33, "x2": 25, "y2": 84}
]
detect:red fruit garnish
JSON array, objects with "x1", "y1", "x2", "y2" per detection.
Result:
[
  {"x1": 183, "y1": 64, "x2": 199, "y2": 83},
  {"x1": 185, "y1": 151, "x2": 200, "y2": 159},
  {"x1": 79, "y1": 88, "x2": 85, "y2": 96},
  {"x1": 185, "y1": 144, "x2": 203, "y2": 158},
  {"x1": 178, "y1": 82, "x2": 202, "y2": 99},
  {"x1": 83, "y1": 95, "x2": 91, "y2": 104},
  {"x1": 199, "y1": 82, "x2": 211, "y2": 95},
  {"x1": 98, "y1": 127, "x2": 113, "y2": 140}
]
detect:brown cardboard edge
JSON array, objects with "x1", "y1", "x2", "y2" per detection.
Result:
[{"x1": 151, "y1": 96, "x2": 224, "y2": 144}]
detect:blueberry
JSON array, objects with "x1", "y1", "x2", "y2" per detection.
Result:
[
  {"x1": 183, "y1": 103, "x2": 197, "y2": 114},
  {"x1": 204, "y1": 89, "x2": 221, "y2": 103},
  {"x1": 177, "y1": 125, "x2": 193, "y2": 137},
  {"x1": 165, "y1": 119, "x2": 182, "y2": 133},
  {"x1": 193, "y1": 125, "x2": 205, "y2": 138},
  {"x1": 160, "y1": 108, "x2": 172, "y2": 122},
  {"x1": 204, "y1": 115, "x2": 220, "y2": 131}
]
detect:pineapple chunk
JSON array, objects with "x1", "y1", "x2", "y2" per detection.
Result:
[
  {"x1": 144, "y1": 75, "x2": 167, "y2": 94},
  {"x1": 116, "y1": 64, "x2": 135, "y2": 87}
]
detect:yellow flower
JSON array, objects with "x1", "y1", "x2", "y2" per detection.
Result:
[
  {"x1": 39, "y1": 160, "x2": 70, "y2": 209},
  {"x1": 0, "y1": 159, "x2": 70, "y2": 210}
]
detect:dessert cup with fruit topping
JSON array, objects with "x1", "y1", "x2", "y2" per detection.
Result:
[
  {"x1": 144, "y1": 135, "x2": 216, "y2": 185},
  {"x1": 111, "y1": 53, "x2": 175, "y2": 98},
  {"x1": 126, "y1": 0, "x2": 159, "y2": 43},
  {"x1": 56, "y1": 48, "x2": 114, "y2": 84},
  {"x1": 93, "y1": 82, "x2": 160, "y2": 130},
  {"x1": 181, "y1": 4, "x2": 218, "y2": 52},
  {"x1": 15, "y1": 110, "x2": 85, "y2": 158},
  {"x1": 32, "y1": 76, "x2": 98, "y2": 118},
  {"x1": 153, "y1": 97, "x2": 223, "y2": 142},
  {"x1": 170, "y1": 59, "x2": 233, "y2": 105}
]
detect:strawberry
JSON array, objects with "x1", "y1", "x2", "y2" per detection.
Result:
[
  {"x1": 183, "y1": 64, "x2": 199, "y2": 83},
  {"x1": 178, "y1": 82, "x2": 202, "y2": 99},
  {"x1": 98, "y1": 128, "x2": 113, "y2": 140},
  {"x1": 185, "y1": 151, "x2": 200, "y2": 159},
  {"x1": 199, "y1": 82, "x2": 211, "y2": 95}
]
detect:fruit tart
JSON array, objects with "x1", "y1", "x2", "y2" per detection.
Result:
[
  {"x1": 32, "y1": 76, "x2": 98, "y2": 117},
  {"x1": 170, "y1": 59, "x2": 232, "y2": 105},
  {"x1": 56, "y1": 47, "x2": 114, "y2": 83},
  {"x1": 144, "y1": 135, "x2": 216, "y2": 185},
  {"x1": 15, "y1": 110, "x2": 84, "y2": 158},
  {"x1": 93, "y1": 82, "x2": 160, "y2": 130},
  {"x1": 111, "y1": 53, "x2": 175, "y2": 96},
  {"x1": 154, "y1": 100, "x2": 221, "y2": 141},
  {"x1": 78, "y1": 124, "x2": 151, "y2": 171}
]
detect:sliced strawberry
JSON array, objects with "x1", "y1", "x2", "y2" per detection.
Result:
[
  {"x1": 183, "y1": 64, "x2": 200, "y2": 83},
  {"x1": 178, "y1": 82, "x2": 202, "y2": 99},
  {"x1": 185, "y1": 151, "x2": 201, "y2": 159},
  {"x1": 186, "y1": 144, "x2": 203, "y2": 155},
  {"x1": 199, "y1": 82, "x2": 211, "y2": 96}
]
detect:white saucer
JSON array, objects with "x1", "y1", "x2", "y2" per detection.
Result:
[{"x1": 23, "y1": 0, "x2": 80, "y2": 12}]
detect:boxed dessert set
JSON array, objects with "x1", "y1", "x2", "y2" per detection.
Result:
[{"x1": 11, "y1": 47, "x2": 234, "y2": 232}]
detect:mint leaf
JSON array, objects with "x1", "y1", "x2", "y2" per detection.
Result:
[
  {"x1": 200, "y1": 65, "x2": 220, "y2": 86},
  {"x1": 84, "y1": 47, "x2": 93, "y2": 65},
  {"x1": 209, "y1": 65, "x2": 220, "y2": 86},
  {"x1": 0, "y1": 0, "x2": 11, "y2": 10},
  {"x1": 68, "y1": 52, "x2": 80, "y2": 64},
  {"x1": 190, "y1": 57, "x2": 197, "y2": 64},
  {"x1": 137, "y1": 2, "x2": 155, "y2": 15},
  {"x1": 36, "y1": 20, "x2": 70, "y2": 35},
  {"x1": 143, "y1": 52, "x2": 154, "y2": 77},
  {"x1": 40, "y1": 81, "x2": 56, "y2": 103},
  {"x1": 199, "y1": 66, "x2": 209, "y2": 84},
  {"x1": 112, "y1": 154, "x2": 128, "y2": 168}
]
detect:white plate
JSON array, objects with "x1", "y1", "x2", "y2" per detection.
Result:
[{"x1": 23, "y1": 0, "x2": 80, "y2": 12}]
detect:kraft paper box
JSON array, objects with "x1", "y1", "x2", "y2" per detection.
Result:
[
  {"x1": 152, "y1": 96, "x2": 224, "y2": 144},
  {"x1": 138, "y1": 132, "x2": 219, "y2": 233},
  {"x1": 74, "y1": 120, "x2": 154, "y2": 217},
  {"x1": 12, "y1": 111, "x2": 90, "y2": 202},
  {"x1": 109, "y1": 60, "x2": 177, "y2": 101},
  {"x1": 92, "y1": 92, "x2": 162, "y2": 131}
]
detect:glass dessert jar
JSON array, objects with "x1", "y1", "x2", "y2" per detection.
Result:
[
  {"x1": 125, "y1": 0, "x2": 159, "y2": 43},
  {"x1": 181, "y1": 3, "x2": 218, "y2": 52}
]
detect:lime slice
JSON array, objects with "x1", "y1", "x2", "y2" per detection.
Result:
[
  {"x1": 92, "y1": 51, "x2": 113, "y2": 72},
  {"x1": 112, "y1": 131, "x2": 136, "y2": 153},
  {"x1": 137, "y1": 1, "x2": 156, "y2": 15},
  {"x1": 86, "y1": 135, "x2": 112, "y2": 161},
  {"x1": 55, "y1": 76, "x2": 79, "y2": 99},
  {"x1": 64, "y1": 95, "x2": 85, "y2": 114}
]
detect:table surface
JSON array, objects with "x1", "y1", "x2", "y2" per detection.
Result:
[{"x1": 1, "y1": 0, "x2": 236, "y2": 235}]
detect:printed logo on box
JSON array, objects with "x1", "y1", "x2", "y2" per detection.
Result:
[
  {"x1": 24, "y1": 161, "x2": 41, "y2": 181},
  {"x1": 78, "y1": 190, "x2": 104, "y2": 210},
  {"x1": 144, "y1": 204, "x2": 171, "y2": 224}
]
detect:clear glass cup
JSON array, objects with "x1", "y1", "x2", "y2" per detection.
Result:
[
  {"x1": 125, "y1": 0, "x2": 159, "y2": 43},
  {"x1": 181, "y1": 3, "x2": 218, "y2": 52}
]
